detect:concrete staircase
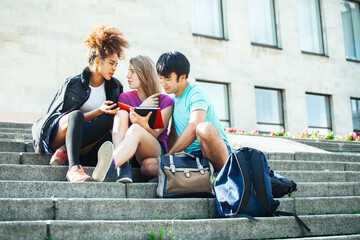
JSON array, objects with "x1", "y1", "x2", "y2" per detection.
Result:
[
  {"x1": 291, "y1": 138, "x2": 360, "y2": 155},
  {"x1": 0, "y1": 122, "x2": 360, "y2": 240}
]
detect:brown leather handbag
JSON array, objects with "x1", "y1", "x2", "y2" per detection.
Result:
[{"x1": 156, "y1": 153, "x2": 215, "y2": 198}]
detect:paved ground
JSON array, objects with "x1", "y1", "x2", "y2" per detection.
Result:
[{"x1": 227, "y1": 134, "x2": 329, "y2": 153}]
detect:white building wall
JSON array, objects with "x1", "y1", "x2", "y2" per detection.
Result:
[{"x1": 0, "y1": 0, "x2": 359, "y2": 135}]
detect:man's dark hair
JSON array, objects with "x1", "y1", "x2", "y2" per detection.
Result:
[{"x1": 156, "y1": 51, "x2": 190, "y2": 81}]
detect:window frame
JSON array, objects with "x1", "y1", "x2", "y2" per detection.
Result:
[
  {"x1": 191, "y1": 0, "x2": 228, "y2": 40},
  {"x1": 298, "y1": 0, "x2": 328, "y2": 57},
  {"x1": 351, "y1": 97, "x2": 360, "y2": 133},
  {"x1": 305, "y1": 92, "x2": 332, "y2": 131},
  {"x1": 196, "y1": 79, "x2": 231, "y2": 127},
  {"x1": 249, "y1": 0, "x2": 281, "y2": 49},
  {"x1": 254, "y1": 86, "x2": 285, "y2": 133},
  {"x1": 340, "y1": 0, "x2": 360, "y2": 63}
]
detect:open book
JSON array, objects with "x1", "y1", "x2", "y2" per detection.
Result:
[{"x1": 117, "y1": 102, "x2": 164, "y2": 129}]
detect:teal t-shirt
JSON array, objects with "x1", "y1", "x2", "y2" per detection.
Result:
[{"x1": 173, "y1": 83, "x2": 228, "y2": 154}]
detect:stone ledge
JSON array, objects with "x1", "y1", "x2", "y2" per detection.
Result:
[
  {"x1": 0, "y1": 122, "x2": 33, "y2": 129},
  {"x1": 3, "y1": 214, "x2": 358, "y2": 240},
  {"x1": 1, "y1": 181, "x2": 359, "y2": 199},
  {"x1": 0, "y1": 221, "x2": 47, "y2": 240}
]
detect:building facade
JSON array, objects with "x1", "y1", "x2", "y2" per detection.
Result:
[{"x1": 0, "y1": 0, "x2": 359, "y2": 135}]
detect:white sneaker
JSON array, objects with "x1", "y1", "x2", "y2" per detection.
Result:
[{"x1": 92, "y1": 141, "x2": 114, "y2": 182}]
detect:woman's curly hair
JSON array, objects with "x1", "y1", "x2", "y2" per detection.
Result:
[{"x1": 84, "y1": 25, "x2": 129, "y2": 65}]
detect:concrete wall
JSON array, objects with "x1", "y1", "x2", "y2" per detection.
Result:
[{"x1": 0, "y1": 0, "x2": 359, "y2": 135}]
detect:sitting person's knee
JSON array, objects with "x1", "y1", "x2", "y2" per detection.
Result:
[
  {"x1": 141, "y1": 158, "x2": 158, "y2": 178},
  {"x1": 97, "y1": 113, "x2": 114, "y2": 130},
  {"x1": 127, "y1": 124, "x2": 146, "y2": 136},
  {"x1": 68, "y1": 110, "x2": 84, "y2": 123},
  {"x1": 196, "y1": 122, "x2": 214, "y2": 138}
]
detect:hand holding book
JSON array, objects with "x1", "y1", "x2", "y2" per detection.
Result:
[
  {"x1": 129, "y1": 108, "x2": 153, "y2": 129},
  {"x1": 118, "y1": 102, "x2": 164, "y2": 129}
]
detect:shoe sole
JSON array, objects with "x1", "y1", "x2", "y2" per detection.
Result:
[
  {"x1": 50, "y1": 159, "x2": 68, "y2": 166},
  {"x1": 116, "y1": 177, "x2": 133, "y2": 183},
  {"x1": 92, "y1": 141, "x2": 114, "y2": 182},
  {"x1": 49, "y1": 160, "x2": 60, "y2": 166},
  {"x1": 66, "y1": 170, "x2": 92, "y2": 183},
  {"x1": 66, "y1": 176, "x2": 92, "y2": 182}
]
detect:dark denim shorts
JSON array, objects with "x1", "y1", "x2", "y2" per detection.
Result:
[
  {"x1": 48, "y1": 119, "x2": 92, "y2": 148},
  {"x1": 188, "y1": 142, "x2": 232, "y2": 159},
  {"x1": 160, "y1": 142, "x2": 167, "y2": 155}
]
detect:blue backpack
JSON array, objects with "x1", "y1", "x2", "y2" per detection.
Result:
[
  {"x1": 214, "y1": 147, "x2": 311, "y2": 232},
  {"x1": 214, "y1": 147, "x2": 279, "y2": 218}
]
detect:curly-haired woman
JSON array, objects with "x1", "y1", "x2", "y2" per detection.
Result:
[{"x1": 32, "y1": 25, "x2": 128, "y2": 182}]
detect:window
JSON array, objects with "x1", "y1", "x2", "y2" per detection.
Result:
[
  {"x1": 306, "y1": 93, "x2": 332, "y2": 134},
  {"x1": 255, "y1": 88, "x2": 284, "y2": 133},
  {"x1": 196, "y1": 80, "x2": 230, "y2": 128},
  {"x1": 340, "y1": 1, "x2": 360, "y2": 61},
  {"x1": 191, "y1": 0, "x2": 225, "y2": 39},
  {"x1": 297, "y1": 0, "x2": 325, "y2": 54},
  {"x1": 248, "y1": 0, "x2": 278, "y2": 47},
  {"x1": 351, "y1": 98, "x2": 360, "y2": 133}
]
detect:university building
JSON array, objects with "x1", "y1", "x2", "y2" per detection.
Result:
[{"x1": 0, "y1": 0, "x2": 359, "y2": 135}]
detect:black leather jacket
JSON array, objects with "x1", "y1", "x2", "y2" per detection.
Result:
[{"x1": 32, "y1": 67, "x2": 123, "y2": 153}]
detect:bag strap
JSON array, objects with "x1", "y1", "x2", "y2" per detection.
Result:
[
  {"x1": 195, "y1": 157, "x2": 205, "y2": 174},
  {"x1": 249, "y1": 149, "x2": 273, "y2": 217},
  {"x1": 229, "y1": 213, "x2": 259, "y2": 222},
  {"x1": 233, "y1": 150, "x2": 252, "y2": 215},
  {"x1": 169, "y1": 153, "x2": 212, "y2": 177},
  {"x1": 173, "y1": 152, "x2": 195, "y2": 158},
  {"x1": 276, "y1": 211, "x2": 311, "y2": 233},
  {"x1": 169, "y1": 155, "x2": 176, "y2": 173}
]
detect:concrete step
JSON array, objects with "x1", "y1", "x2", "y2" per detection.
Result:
[
  {"x1": 276, "y1": 170, "x2": 360, "y2": 182},
  {"x1": 268, "y1": 160, "x2": 360, "y2": 171},
  {"x1": 0, "y1": 122, "x2": 32, "y2": 129},
  {"x1": 0, "y1": 141, "x2": 34, "y2": 152},
  {"x1": 0, "y1": 180, "x2": 127, "y2": 199},
  {"x1": 0, "y1": 181, "x2": 359, "y2": 199},
  {"x1": 0, "y1": 132, "x2": 32, "y2": 141},
  {"x1": 291, "y1": 138, "x2": 360, "y2": 153},
  {"x1": 0, "y1": 164, "x2": 147, "y2": 182},
  {"x1": 0, "y1": 152, "x2": 51, "y2": 165},
  {"x1": 1, "y1": 164, "x2": 359, "y2": 182},
  {"x1": 293, "y1": 182, "x2": 360, "y2": 197},
  {"x1": 0, "y1": 127, "x2": 32, "y2": 134},
  {"x1": 1, "y1": 196, "x2": 359, "y2": 221},
  {"x1": 1, "y1": 214, "x2": 360, "y2": 240},
  {"x1": 1, "y1": 139, "x2": 360, "y2": 161},
  {"x1": 2, "y1": 153, "x2": 360, "y2": 172},
  {"x1": 289, "y1": 235, "x2": 360, "y2": 240},
  {"x1": 0, "y1": 198, "x2": 215, "y2": 221},
  {"x1": 293, "y1": 196, "x2": 360, "y2": 215},
  {"x1": 268, "y1": 152, "x2": 360, "y2": 163},
  {"x1": 0, "y1": 139, "x2": 360, "y2": 163}
]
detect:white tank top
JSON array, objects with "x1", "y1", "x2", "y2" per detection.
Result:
[{"x1": 79, "y1": 81, "x2": 106, "y2": 113}]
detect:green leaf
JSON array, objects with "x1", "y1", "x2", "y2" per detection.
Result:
[
  {"x1": 150, "y1": 231, "x2": 156, "y2": 240},
  {"x1": 159, "y1": 228, "x2": 165, "y2": 240}
]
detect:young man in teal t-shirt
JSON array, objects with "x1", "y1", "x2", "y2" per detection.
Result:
[{"x1": 156, "y1": 51, "x2": 230, "y2": 172}]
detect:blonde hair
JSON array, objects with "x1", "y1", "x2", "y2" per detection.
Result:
[{"x1": 130, "y1": 55, "x2": 162, "y2": 98}]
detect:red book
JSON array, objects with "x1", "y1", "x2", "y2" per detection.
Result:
[
  {"x1": 117, "y1": 102, "x2": 132, "y2": 112},
  {"x1": 117, "y1": 102, "x2": 164, "y2": 129}
]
